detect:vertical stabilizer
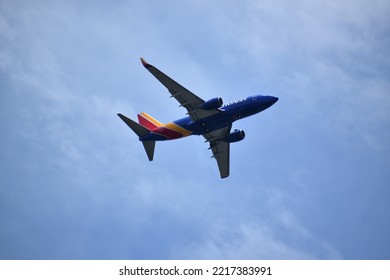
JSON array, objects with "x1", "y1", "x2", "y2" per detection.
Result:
[{"x1": 137, "y1": 112, "x2": 164, "y2": 130}]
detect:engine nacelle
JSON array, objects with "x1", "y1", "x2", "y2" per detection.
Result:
[
  {"x1": 225, "y1": 129, "x2": 245, "y2": 143},
  {"x1": 201, "y1": 97, "x2": 223, "y2": 110}
]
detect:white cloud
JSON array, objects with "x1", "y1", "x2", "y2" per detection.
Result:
[
  {"x1": 171, "y1": 219, "x2": 342, "y2": 259},
  {"x1": 169, "y1": 181, "x2": 343, "y2": 260}
]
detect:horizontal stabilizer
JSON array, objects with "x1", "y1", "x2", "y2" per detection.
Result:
[
  {"x1": 142, "y1": 140, "x2": 155, "y2": 161},
  {"x1": 117, "y1": 113, "x2": 156, "y2": 161},
  {"x1": 117, "y1": 113, "x2": 149, "y2": 137}
]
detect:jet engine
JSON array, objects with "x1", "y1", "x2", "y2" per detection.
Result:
[
  {"x1": 225, "y1": 129, "x2": 245, "y2": 143},
  {"x1": 201, "y1": 97, "x2": 223, "y2": 110}
]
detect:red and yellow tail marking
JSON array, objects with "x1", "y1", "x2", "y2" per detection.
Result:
[
  {"x1": 137, "y1": 112, "x2": 192, "y2": 139},
  {"x1": 137, "y1": 112, "x2": 163, "y2": 130}
]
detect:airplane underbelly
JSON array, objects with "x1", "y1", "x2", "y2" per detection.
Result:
[{"x1": 190, "y1": 114, "x2": 233, "y2": 135}]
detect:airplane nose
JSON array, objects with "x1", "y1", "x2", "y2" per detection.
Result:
[
  {"x1": 270, "y1": 96, "x2": 278, "y2": 104},
  {"x1": 260, "y1": 96, "x2": 278, "y2": 109},
  {"x1": 265, "y1": 96, "x2": 278, "y2": 106},
  {"x1": 257, "y1": 95, "x2": 279, "y2": 110}
]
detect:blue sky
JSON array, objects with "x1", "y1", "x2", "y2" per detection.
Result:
[{"x1": 1, "y1": 0, "x2": 389, "y2": 259}]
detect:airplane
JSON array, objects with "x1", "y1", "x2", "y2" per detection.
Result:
[{"x1": 118, "y1": 58, "x2": 278, "y2": 178}]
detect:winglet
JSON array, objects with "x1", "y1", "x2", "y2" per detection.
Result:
[{"x1": 140, "y1": 57, "x2": 151, "y2": 68}]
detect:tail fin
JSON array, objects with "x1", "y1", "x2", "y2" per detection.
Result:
[
  {"x1": 137, "y1": 112, "x2": 164, "y2": 130},
  {"x1": 117, "y1": 113, "x2": 155, "y2": 161}
]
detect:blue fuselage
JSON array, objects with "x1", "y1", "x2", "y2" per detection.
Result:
[
  {"x1": 139, "y1": 94, "x2": 278, "y2": 141},
  {"x1": 175, "y1": 95, "x2": 278, "y2": 136}
]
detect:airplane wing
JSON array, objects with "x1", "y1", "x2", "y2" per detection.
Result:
[
  {"x1": 203, "y1": 125, "x2": 232, "y2": 178},
  {"x1": 140, "y1": 58, "x2": 219, "y2": 121}
]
